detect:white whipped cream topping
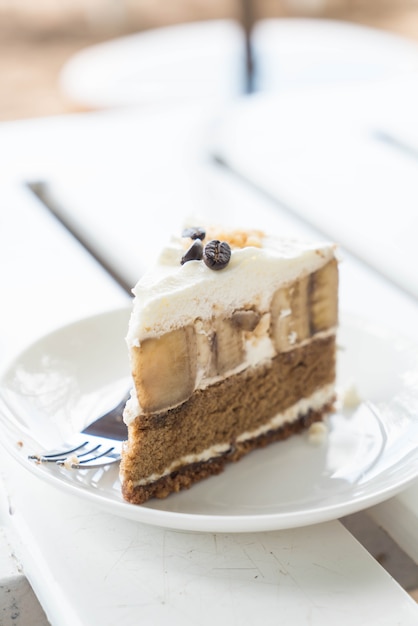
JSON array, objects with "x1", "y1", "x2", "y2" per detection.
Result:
[
  {"x1": 127, "y1": 235, "x2": 336, "y2": 345},
  {"x1": 123, "y1": 384, "x2": 335, "y2": 488}
]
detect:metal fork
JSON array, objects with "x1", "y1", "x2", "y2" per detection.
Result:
[{"x1": 28, "y1": 391, "x2": 130, "y2": 470}]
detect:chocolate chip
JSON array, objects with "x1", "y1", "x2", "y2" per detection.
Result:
[
  {"x1": 182, "y1": 226, "x2": 206, "y2": 241},
  {"x1": 181, "y1": 239, "x2": 204, "y2": 265},
  {"x1": 203, "y1": 240, "x2": 231, "y2": 271}
]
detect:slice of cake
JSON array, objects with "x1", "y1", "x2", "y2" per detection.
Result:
[{"x1": 120, "y1": 225, "x2": 338, "y2": 504}]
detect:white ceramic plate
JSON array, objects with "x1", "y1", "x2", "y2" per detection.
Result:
[{"x1": 1, "y1": 307, "x2": 418, "y2": 533}]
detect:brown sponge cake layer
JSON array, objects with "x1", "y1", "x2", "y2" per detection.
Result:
[
  {"x1": 122, "y1": 402, "x2": 333, "y2": 504},
  {"x1": 121, "y1": 334, "x2": 336, "y2": 504}
]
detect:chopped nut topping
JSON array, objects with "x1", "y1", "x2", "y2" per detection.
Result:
[{"x1": 205, "y1": 227, "x2": 264, "y2": 249}]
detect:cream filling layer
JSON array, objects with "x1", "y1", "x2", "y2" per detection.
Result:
[{"x1": 123, "y1": 384, "x2": 335, "y2": 488}]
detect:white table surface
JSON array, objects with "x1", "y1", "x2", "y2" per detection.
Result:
[{"x1": 2, "y1": 18, "x2": 418, "y2": 626}]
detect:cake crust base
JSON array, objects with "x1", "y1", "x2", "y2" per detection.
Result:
[{"x1": 121, "y1": 401, "x2": 334, "y2": 505}]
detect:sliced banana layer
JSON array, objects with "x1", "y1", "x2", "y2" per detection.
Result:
[
  {"x1": 310, "y1": 258, "x2": 338, "y2": 333},
  {"x1": 132, "y1": 326, "x2": 197, "y2": 413}
]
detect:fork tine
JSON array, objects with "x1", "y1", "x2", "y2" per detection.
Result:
[
  {"x1": 28, "y1": 441, "x2": 90, "y2": 463},
  {"x1": 49, "y1": 443, "x2": 103, "y2": 464},
  {"x1": 56, "y1": 444, "x2": 120, "y2": 469},
  {"x1": 77, "y1": 446, "x2": 117, "y2": 465},
  {"x1": 29, "y1": 439, "x2": 122, "y2": 469},
  {"x1": 76, "y1": 444, "x2": 101, "y2": 458}
]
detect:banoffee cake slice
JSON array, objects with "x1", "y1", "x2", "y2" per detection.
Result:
[{"x1": 120, "y1": 226, "x2": 338, "y2": 504}]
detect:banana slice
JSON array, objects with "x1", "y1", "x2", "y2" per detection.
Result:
[
  {"x1": 132, "y1": 326, "x2": 197, "y2": 413},
  {"x1": 270, "y1": 285, "x2": 291, "y2": 351},
  {"x1": 213, "y1": 317, "x2": 244, "y2": 375},
  {"x1": 195, "y1": 318, "x2": 214, "y2": 376},
  {"x1": 271, "y1": 277, "x2": 310, "y2": 351},
  {"x1": 310, "y1": 259, "x2": 338, "y2": 333},
  {"x1": 290, "y1": 276, "x2": 310, "y2": 342}
]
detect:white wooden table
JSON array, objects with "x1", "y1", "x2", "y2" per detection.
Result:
[{"x1": 2, "y1": 18, "x2": 418, "y2": 626}]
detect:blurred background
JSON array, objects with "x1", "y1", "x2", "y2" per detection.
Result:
[{"x1": 2, "y1": 0, "x2": 418, "y2": 121}]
